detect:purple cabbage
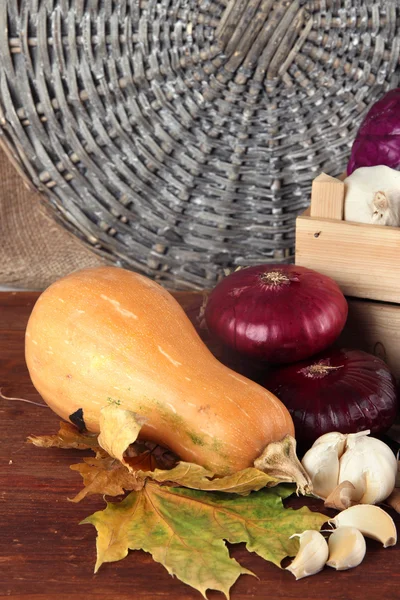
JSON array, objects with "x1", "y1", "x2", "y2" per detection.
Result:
[{"x1": 348, "y1": 88, "x2": 400, "y2": 175}]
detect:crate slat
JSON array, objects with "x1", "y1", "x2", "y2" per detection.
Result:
[
  {"x1": 296, "y1": 213, "x2": 400, "y2": 305},
  {"x1": 339, "y1": 299, "x2": 400, "y2": 379}
]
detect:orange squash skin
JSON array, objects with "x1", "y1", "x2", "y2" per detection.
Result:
[{"x1": 25, "y1": 266, "x2": 294, "y2": 474}]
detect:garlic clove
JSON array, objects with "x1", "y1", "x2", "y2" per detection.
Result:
[
  {"x1": 330, "y1": 505, "x2": 397, "y2": 548},
  {"x1": 326, "y1": 526, "x2": 366, "y2": 570},
  {"x1": 286, "y1": 530, "x2": 329, "y2": 580},
  {"x1": 312, "y1": 431, "x2": 347, "y2": 456},
  {"x1": 345, "y1": 431, "x2": 395, "y2": 464},
  {"x1": 339, "y1": 435, "x2": 397, "y2": 504},
  {"x1": 302, "y1": 441, "x2": 342, "y2": 499},
  {"x1": 324, "y1": 481, "x2": 360, "y2": 511}
]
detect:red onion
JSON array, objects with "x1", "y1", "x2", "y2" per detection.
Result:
[
  {"x1": 263, "y1": 349, "x2": 399, "y2": 450},
  {"x1": 205, "y1": 265, "x2": 348, "y2": 364},
  {"x1": 348, "y1": 88, "x2": 400, "y2": 174}
]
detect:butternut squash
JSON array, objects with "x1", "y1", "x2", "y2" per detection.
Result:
[{"x1": 25, "y1": 266, "x2": 294, "y2": 475}]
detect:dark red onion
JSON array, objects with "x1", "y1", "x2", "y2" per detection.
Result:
[
  {"x1": 205, "y1": 264, "x2": 348, "y2": 364},
  {"x1": 263, "y1": 348, "x2": 399, "y2": 450}
]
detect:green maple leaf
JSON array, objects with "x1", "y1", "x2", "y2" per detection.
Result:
[{"x1": 83, "y1": 483, "x2": 327, "y2": 598}]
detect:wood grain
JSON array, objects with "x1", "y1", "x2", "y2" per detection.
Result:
[
  {"x1": 310, "y1": 173, "x2": 344, "y2": 220},
  {"x1": 0, "y1": 292, "x2": 399, "y2": 600},
  {"x1": 296, "y1": 213, "x2": 400, "y2": 304},
  {"x1": 339, "y1": 299, "x2": 400, "y2": 379}
]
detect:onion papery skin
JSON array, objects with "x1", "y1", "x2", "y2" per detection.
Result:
[
  {"x1": 263, "y1": 348, "x2": 399, "y2": 450},
  {"x1": 205, "y1": 265, "x2": 348, "y2": 364}
]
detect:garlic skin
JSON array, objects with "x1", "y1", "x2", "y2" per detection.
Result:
[
  {"x1": 301, "y1": 432, "x2": 346, "y2": 498},
  {"x1": 302, "y1": 430, "x2": 397, "y2": 504},
  {"x1": 286, "y1": 530, "x2": 329, "y2": 580},
  {"x1": 312, "y1": 431, "x2": 347, "y2": 454},
  {"x1": 301, "y1": 432, "x2": 346, "y2": 499},
  {"x1": 327, "y1": 526, "x2": 366, "y2": 570},
  {"x1": 330, "y1": 505, "x2": 397, "y2": 548},
  {"x1": 338, "y1": 432, "x2": 397, "y2": 504},
  {"x1": 344, "y1": 166, "x2": 400, "y2": 226}
]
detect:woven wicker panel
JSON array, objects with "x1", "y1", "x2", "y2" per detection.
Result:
[{"x1": 0, "y1": 1, "x2": 399, "y2": 289}]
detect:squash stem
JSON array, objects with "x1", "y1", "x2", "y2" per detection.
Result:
[{"x1": 254, "y1": 435, "x2": 312, "y2": 495}]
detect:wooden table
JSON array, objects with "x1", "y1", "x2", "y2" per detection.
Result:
[{"x1": 1, "y1": 292, "x2": 399, "y2": 600}]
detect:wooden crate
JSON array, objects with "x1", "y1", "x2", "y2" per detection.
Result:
[{"x1": 295, "y1": 173, "x2": 400, "y2": 378}]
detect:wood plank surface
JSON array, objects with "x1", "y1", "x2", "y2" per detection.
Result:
[
  {"x1": 0, "y1": 292, "x2": 399, "y2": 600},
  {"x1": 296, "y1": 214, "x2": 400, "y2": 304},
  {"x1": 310, "y1": 173, "x2": 344, "y2": 220},
  {"x1": 339, "y1": 298, "x2": 400, "y2": 379}
]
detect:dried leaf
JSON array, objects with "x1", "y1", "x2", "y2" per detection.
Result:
[
  {"x1": 124, "y1": 451, "x2": 159, "y2": 472},
  {"x1": 29, "y1": 423, "x2": 297, "y2": 500},
  {"x1": 324, "y1": 481, "x2": 359, "y2": 511},
  {"x1": 387, "y1": 488, "x2": 400, "y2": 514},
  {"x1": 70, "y1": 448, "x2": 166, "y2": 502},
  {"x1": 83, "y1": 483, "x2": 326, "y2": 598},
  {"x1": 98, "y1": 404, "x2": 145, "y2": 469},
  {"x1": 30, "y1": 422, "x2": 328, "y2": 597},
  {"x1": 70, "y1": 451, "x2": 144, "y2": 502},
  {"x1": 28, "y1": 421, "x2": 100, "y2": 450},
  {"x1": 70, "y1": 457, "x2": 278, "y2": 502},
  {"x1": 140, "y1": 462, "x2": 279, "y2": 495}
]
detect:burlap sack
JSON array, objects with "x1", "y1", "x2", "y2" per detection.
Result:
[{"x1": 0, "y1": 147, "x2": 106, "y2": 290}]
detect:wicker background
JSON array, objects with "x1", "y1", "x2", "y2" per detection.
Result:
[{"x1": 0, "y1": 1, "x2": 399, "y2": 289}]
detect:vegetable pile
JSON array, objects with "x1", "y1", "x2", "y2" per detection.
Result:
[
  {"x1": 24, "y1": 264, "x2": 399, "y2": 596},
  {"x1": 205, "y1": 267, "x2": 398, "y2": 449}
]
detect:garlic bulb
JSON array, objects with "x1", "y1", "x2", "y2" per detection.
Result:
[
  {"x1": 301, "y1": 430, "x2": 397, "y2": 504},
  {"x1": 344, "y1": 166, "x2": 400, "y2": 226}
]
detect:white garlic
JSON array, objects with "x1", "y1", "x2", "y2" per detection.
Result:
[
  {"x1": 338, "y1": 432, "x2": 398, "y2": 504},
  {"x1": 286, "y1": 530, "x2": 329, "y2": 580},
  {"x1": 301, "y1": 430, "x2": 397, "y2": 505},
  {"x1": 312, "y1": 431, "x2": 347, "y2": 453},
  {"x1": 330, "y1": 504, "x2": 397, "y2": 548},
  {"x1": 326, "y1": 526, "x2": 366, "y2": 570},
  {"x1": 344, "y1": 166, "x2": 400, "y2": 226},
  {"x1": 301, "y1": 432, "x2": 346, "y2": 499}
]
